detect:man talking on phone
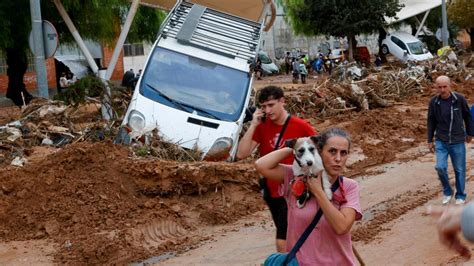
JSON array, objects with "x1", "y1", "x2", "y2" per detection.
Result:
[{"x1": 236, "y1": 85, "x2": 316, "y2": 252}]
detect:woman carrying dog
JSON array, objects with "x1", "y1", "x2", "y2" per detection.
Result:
[{"x1": 255, "y1": 128, "x2": 362, "y2": 265}]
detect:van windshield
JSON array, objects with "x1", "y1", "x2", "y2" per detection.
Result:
[
  {"x1": 258, "y1": 53, "x2": 272, "y2": 64},
  {"x1": 407, "y1": 41, "x2": 424, "y2": 55},
  {"x1": 139, "y1": 47, "x2": 250, "y2": 122}
]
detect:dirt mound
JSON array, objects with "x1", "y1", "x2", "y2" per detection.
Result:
[
  {"x1": 0, "y1": 141, "x2": 261, "y2": 263},
  {"x1": 343, "y1": 107, "x2": 426, "y2": 170}
]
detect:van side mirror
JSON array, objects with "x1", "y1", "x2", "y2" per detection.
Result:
[{"x1": 403, "y1": 50, "x2": 408, "y2": 56}]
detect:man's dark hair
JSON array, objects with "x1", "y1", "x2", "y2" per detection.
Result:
[{"x1": 257, "y1": 86, "x2": 284, "y2": 103}]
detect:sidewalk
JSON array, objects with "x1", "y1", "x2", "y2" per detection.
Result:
[{"x1": 0, "y1": 88, "x2": 58, "y2": 108}]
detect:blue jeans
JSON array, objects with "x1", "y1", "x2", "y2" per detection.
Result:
[{"x1": 435, "y1": 140, "x2": 466, "y2": 200}]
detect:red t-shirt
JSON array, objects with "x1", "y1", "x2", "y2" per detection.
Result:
[{"x1": 253, "y1": 116, "x2": 317, "y2": 197}]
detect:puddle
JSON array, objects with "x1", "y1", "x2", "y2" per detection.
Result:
[
  {"x1": 361, "y1": 201, "x2": 390, "y2": 221},
  {"x1": 130, "y1": 252, "x2": 176, "y2": 265}
]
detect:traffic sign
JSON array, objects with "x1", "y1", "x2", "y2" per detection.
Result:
[{"x1": 29, "y1": 20, "x2": 59, "y2": 58}]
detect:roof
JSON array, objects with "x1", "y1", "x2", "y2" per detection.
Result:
[
  {"x1": 386, "y1": 0, "x2": 442, "y2": 24},
  {"x1": 139, "y1": 0, "x2": 267, "y2": 22},
  {"x1": 388, "y1": 31, "x2": 423, "y2": 42}
]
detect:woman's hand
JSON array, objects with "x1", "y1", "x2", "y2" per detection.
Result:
[
  {"x1": 306, "y1": 172, "x2": 325, "y2": 198},
  {"x1": 254, "y1": 147, "x2": 293, "y2": 183}
]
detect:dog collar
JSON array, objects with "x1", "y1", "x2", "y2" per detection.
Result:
[{"x1": 293, "y1": 154, "x2": 303, "y2": 168}]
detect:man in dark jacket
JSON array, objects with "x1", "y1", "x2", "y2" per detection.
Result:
[
  {"x1": 428, "y1": 75, "x2": 474, "y2": 205},
  {"x1": 121, "y1": 69, "x2": 135, "y2": 89}
]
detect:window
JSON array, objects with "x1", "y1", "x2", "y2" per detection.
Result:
[
  {"x1": 0, "y1": 50, "x2": 36, "y2": 75},
  {"x1": 407, "y1": 42, "x2": 424, "y2": 55},
  {"x1": 391, "y1": 36, "x2": 408, "y2": 51},
  {"x1": 123, "y1": 43, "x2": 145, "y2": 57},
  {"x1": 140, "y1": 47, "x2": 250, "y2": 122}
]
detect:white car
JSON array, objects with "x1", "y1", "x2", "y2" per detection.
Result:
[
  {"x1": 381, "y1": 31, "x2": 433, "y2": 62},
  {"x1": 258, "y1": 51, "x2": 279, "y2": 75}
]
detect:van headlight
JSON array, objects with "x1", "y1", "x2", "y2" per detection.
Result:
[
  {"x1": 128, "y1": 110, "x2": 146, "y2": 132},
  {"x1": 204, "y1": 137, "x2": 233, "y2": 161}
]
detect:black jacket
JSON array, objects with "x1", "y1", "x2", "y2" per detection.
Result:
[{"x1": 427, "y1": 92, "x2": 474, "y2": 144}]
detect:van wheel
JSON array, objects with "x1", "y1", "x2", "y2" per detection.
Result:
[{"x1": 381, "y1": 45, "x2": 389, "y2": 55}]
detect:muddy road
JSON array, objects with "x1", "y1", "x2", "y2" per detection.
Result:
[{"x1": 0, "y1": 70, "x2": 473, "y2": 264}]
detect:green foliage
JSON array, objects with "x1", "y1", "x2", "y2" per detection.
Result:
[
  {"x1": 449, "y1": 0, "x2": 474, "y2": 29},
  {"x1": 0, "y1": 1, "x2": 166, "y2": 51},
  {"x1": 281, "y1": 0, "x2": 402, "y2": 38},
  {"x1": 127, "y1": 6, "x2": 168, "y2": 43},
  {"x1": 54, "y1": 76, "x2": 106, "y2": 106},
  {"x1": 134, "y1": 146, "x2": 149, "y2": 157},
  {"x1": 0, "y1": 0, "x2": 31, "y2": 51}
]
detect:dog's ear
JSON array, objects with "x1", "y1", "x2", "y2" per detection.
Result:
[
  {"x1": 285, "y1": 139, "x2": 297, "y2": 149},
  {"x1": 310, "y1": 135, "x2": 321, "y2": 145}
]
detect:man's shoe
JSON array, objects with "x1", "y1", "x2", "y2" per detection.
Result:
[
  {"x1": 442, "y1": 195, "x2": 452, "y2": 205},
  {"x1": 455, "y1": 199, "x2": 465, "y2": 205}
]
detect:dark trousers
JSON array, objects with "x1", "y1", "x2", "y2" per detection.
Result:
[
  {"x1": 301, "y1": 74, "x2": 306, "y2": 84},
  {"x1": 285, "y1": 63, "x2": 291, "y2": 75}
]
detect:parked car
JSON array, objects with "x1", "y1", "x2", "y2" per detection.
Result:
[
  {"x1": 381, "y1": 31, "x2": 433, "y2": 62},
  {"x1": 258, "y1": 51, "x2": 279, "y2": 75},
  {"x1": 115, "y1": 1, "x2": 269, "y2": 161}
]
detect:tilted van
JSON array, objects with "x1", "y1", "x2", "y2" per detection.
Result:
[{"x1": 116, "y1": 0, "x2": 273, "y2": 161}]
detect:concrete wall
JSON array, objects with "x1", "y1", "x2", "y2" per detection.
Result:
[
  {"x1": 261, "y1": 16, "x2": 387, "y2": 61},
  {"x1": 260, "y1": 5, "x2": 411, "y2": 61},
  {"x1": 122, "y1": 43, "x2": 153, "y2": 74}
]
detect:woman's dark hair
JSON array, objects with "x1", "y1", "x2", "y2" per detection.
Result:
[
  {"x1": 315, "y1": 127, "x2": 351, "y2": 152},
  {"x1": 257, "y1": 86, "x2": 284, "y2": 103}
]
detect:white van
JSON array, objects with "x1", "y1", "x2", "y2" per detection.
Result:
[
  {"x1": 115, "y1": 1, "x2": 270, "y2": 161},
  {"x1": 381, "y1": 31, "x2": 433, "y2": 62}
]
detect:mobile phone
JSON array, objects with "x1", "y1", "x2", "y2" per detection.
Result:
[{"x1": 260, "y1": 113, "x2": 266, "y2": 122}]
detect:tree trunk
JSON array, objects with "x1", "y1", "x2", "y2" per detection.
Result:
[
  {"x1": 469, "y1": 28, "x2": 474, "y2": 51},
  {"x1": 6, "y1": 48, "x2": 33, "y2": 107},
  {"x1": 348, "y1": 34, "x2": 354, "y2": 61},
  {"x1": 378, "y1": 28, "x2": 388, "y2": 63}
]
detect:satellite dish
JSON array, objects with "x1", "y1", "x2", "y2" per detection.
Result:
[{"x1": 28, "y1": 20, "x2": 59, "y2": 58}]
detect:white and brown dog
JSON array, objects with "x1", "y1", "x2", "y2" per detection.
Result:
[{"x1": 285, "y1": 136, "x2": 333, "y2": 205}]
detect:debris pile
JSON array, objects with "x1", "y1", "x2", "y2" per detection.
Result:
[
  {"x1": 0, "y1": 98, "x2": 106, "y2": 166},
  {"x1": 0, "y1": 98, "x2": 202, "y2": 166},
  {"x1": 131, "y1": 129, "x2": 203, "y2": 162},
  {"x1": 285, "y1": 53, "x2": 473, "y2": 119}
]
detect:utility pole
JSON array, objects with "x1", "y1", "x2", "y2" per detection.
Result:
[
  {"x1": 105, "y1": 0, "x2": 140, "y2": 81},
  {"x1": 30, "y1": 0, "x2": 49, "y2": 98},
  {"x1": 441, "y1": 0, "x2": 449, "y2": 46}
]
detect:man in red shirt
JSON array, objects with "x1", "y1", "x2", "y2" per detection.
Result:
[{"x1": 237, "y1": 85, "x2": 316, "y2": 252}]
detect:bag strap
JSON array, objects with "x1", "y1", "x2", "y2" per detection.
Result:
[
  {"x1": 273, "y1": 114, "x2": 292, "y2": 151},
  {"x1": 285, "y1": 176, "x2": 342, "y2": 264}
]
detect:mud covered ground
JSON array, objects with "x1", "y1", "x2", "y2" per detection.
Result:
[{"x1": 0, "y1": 66, "x2": 473, "y2": 264}]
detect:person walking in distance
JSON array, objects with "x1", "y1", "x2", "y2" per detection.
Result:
[
  {"x1": 236, "y1": 86, "x2": 316, "y2": 252},
  {"x1": 428, "y1": 75, "x2": 474, "y2": 205},
  {"x1": 299, "y1": 59, "x2": 308, "y2": 84},
  {"x1": 284, "y1": 52, "x2": 291, "y2": 75},
  {"x1": 291, "y1": 58, "x2": 300, "y2": 84}
]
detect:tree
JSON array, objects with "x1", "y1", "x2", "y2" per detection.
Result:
[
  {"x1": 0, "y1": 0, "x2": 166, "y2": 106},
  {"x1": 448, "y1": 0, "x2": 474, "y2": 50},
  {"x1": 278, "y1": 0, "x2": 402, "y2": 60}
]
